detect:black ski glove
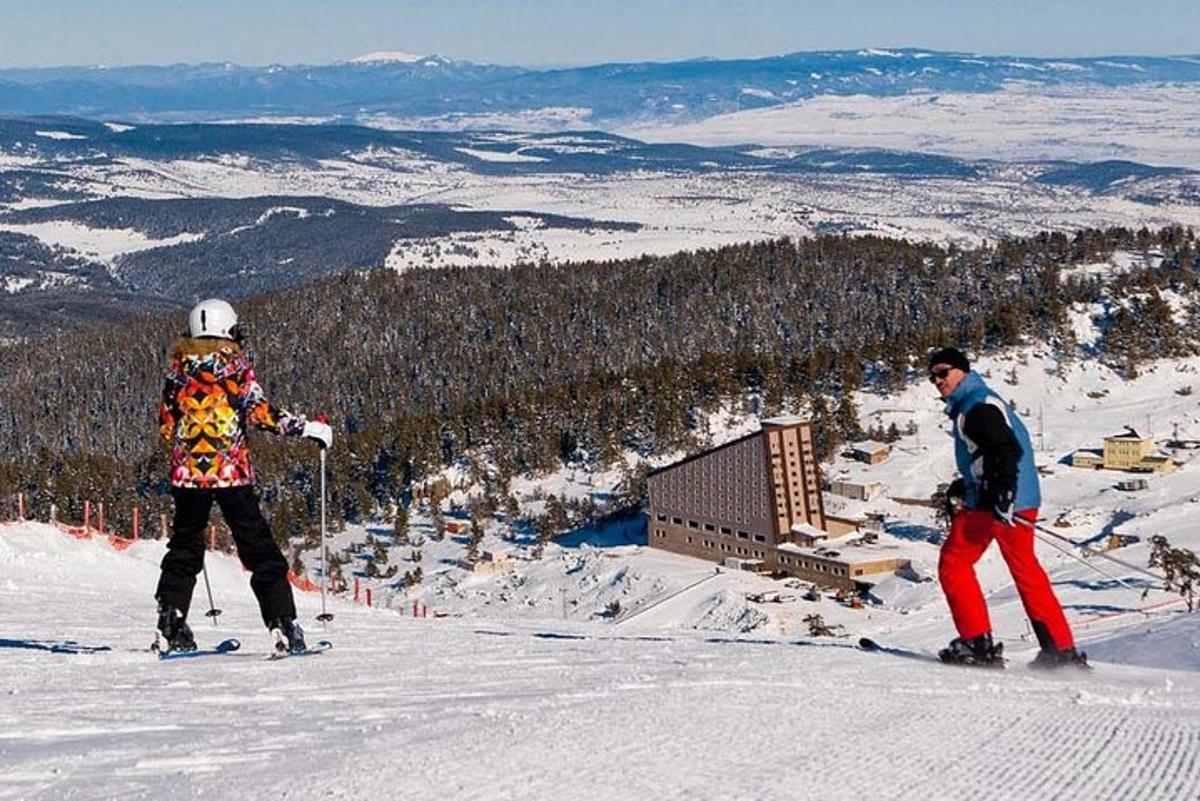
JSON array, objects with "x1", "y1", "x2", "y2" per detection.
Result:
[
  {"x1": 981, "y1": 480, "x2": 1016, "y2": 526},
  {"x1": 944, "y1": 478, "x2": 966, "y2": 519}
]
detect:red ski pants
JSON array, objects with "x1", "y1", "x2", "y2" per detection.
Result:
[{"x1": 938, "y1": 508, "x2": 1074, "y2": 651}]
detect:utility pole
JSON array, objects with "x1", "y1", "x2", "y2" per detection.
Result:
[{"x1": 1038, "y1": 406, "x2": 1045, "y2": 452}]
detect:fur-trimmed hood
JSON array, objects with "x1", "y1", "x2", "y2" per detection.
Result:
[
  {"x1": 169, "y1": 336, "x2": 242, "y2": 361},
  {"x1": 168, "y1": 337, "x2": 244, "y2": 381}
]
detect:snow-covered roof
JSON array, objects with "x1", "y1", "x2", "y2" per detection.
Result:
[
  {"x1": 790, "y1": 522, "x2": 828, "y2": 538},
  {"x1": 848, "y1": 440, "x2": 890, "y2": 453}
]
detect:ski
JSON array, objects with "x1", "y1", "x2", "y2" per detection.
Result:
[
  {"x1": 267, "y1": 640, "x2": 333, "y2": 661},
  {"x1": 858, "y1": 636, "x2": 1008, "y2": 668},
  {"x1": 154, "y1": 638, "x2": 241, "y2": 660},
  {"x1": 857, "y1": 637, "x2": 943, "y2": 663}
]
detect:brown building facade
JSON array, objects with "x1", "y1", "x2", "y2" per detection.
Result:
[{"x1": 647, "y1": 418, "x2": 826, "y2": 568}]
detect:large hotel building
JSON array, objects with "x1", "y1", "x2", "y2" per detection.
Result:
[{"x1": 646, "y1": 417, "x2": 907, "y2": 590}]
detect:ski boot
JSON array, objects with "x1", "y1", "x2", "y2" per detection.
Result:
[
  {"x1": 1030, "y1": 646, "x2": 1091, "y2": 670},
  {"x1": 268, "y1": 616, "x2": 307, "y2": 656},
  {"x1": 938, "y1": 633, "x2": 1004, "y2": 667},
  {"x1": 153, "y1": 603, "x2": 196, "y2": 655}
]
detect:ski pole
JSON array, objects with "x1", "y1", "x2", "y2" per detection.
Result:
[
  {"x1": 1025, "y1": 524, "x2": 1149, "y2": 597},
  {"x1": 1015, "y1": 516, "x2": 1168, "y2": 586},
  {"x1": 201, "y1": 556, "x2": 222, "y2": 624},
  {"x1": 315, "y1": 414, "x2": 334, "y2": 627}
]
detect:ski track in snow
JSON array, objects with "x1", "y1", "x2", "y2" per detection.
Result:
[{"x1": 2, "y1": 523, "x2": 1200, "y2": 799}]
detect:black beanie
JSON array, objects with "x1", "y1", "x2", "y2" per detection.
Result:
[{"x1": 928, "y1": 347, "x2": 971, "y2": 373}]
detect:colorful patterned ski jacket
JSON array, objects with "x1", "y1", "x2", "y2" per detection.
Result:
[{"x1": 159, "y1": 337, "x2": 306, "y2": 489}]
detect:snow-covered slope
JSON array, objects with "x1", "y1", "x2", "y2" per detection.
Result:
[{"x1": 3, "y1": 520, "x2": 1200, "y2": 800}]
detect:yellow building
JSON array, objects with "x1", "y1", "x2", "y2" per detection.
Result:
[
  {"x1": 1070, "y1": 428, "x2": 1179, "y2": 473},
  {"x1": 1103, "y1": 430, "x2": 1155, "y2": 470}
]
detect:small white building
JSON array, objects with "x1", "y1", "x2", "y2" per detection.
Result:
[
  {"x1": 723, "y1": 557, "x2": 765, "y2": 572},
  {"x1": 845, "y1": 441, "x2": 891, "y2": 465},
  {"x1": 471, "y1": 549, "x2": 512, "y2": 574},
  {"x1": 791, "y1": 522, "x2": 829, "y2": 548},
  {"x1": 829, "y1": 480, "x2": 885, "y2": 501}
]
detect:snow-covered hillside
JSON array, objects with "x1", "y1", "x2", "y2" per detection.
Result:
[
  {"x1": 317, "y1": 347, "x2": 1200, "y2": 662},
  {"x1": 6, "y1": 346, "x2": 1200, "y2": 797},
  {"x1": 3, "y1": 519, "x2": 1200, "y2": 800}
]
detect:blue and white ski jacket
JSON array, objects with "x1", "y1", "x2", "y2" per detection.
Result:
[{"x1": 943, "y1": 371, "x2": 1041, "y2": 512}]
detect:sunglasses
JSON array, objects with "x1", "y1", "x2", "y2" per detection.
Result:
[{"x1": 928, "y1": 367, "x2": 953, "y2": 383}]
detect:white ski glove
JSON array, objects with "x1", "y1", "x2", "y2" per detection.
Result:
[{"x1": 302, "y1": 420, "x2": 333, "y2": 449}]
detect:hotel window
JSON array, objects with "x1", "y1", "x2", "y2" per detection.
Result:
[
  {"x1": 704, "y1": 523, "x2": 715, "y2": 532},
  {"x1": 737, "y1": 531, "x2": 749, "y2": 540},
  {"x1": 686, "y1": 536, "x2": 693, "y2": 543},
  {"x1": 688, "y1": 520, "x2": 699, "y2": 529},
  {"x1": 672, "y1": 517, "x2": 683, "y2": 525},
  {"x1": 754, "y1": 534, "x2": 766, "y2": 543}
]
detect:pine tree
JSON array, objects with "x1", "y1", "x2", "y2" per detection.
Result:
[
  {"x1": 1147, "y1": 535, "x2": 1199, "y2": 611},
  {"x1": 393, "y1": 505, "x2": 409, "y2": 546},
  {"x1": 431, "y1": 504, "x2": 446, "y2": 541}
]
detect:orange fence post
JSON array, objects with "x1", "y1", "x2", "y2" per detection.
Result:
[
  {"x1": 132, "y1": 507, "x2": 141, "y2": 540},
  {"x1": 354, "y1": 577, "x2": 360, "y2": 603},
  {"x1": 84, "y1": 500, "x2": 91, "y2": 532},
  {"x1": 98, "y1": 502, "x2": 105, "y2": 535},
  {"x1": 17, "y1": 492, "x2": 24, "y2": 520},
  {"x1": 366, "y1": 588, "x2": 373, "y2": 607}
]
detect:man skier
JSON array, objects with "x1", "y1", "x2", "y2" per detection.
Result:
[
  {"x1": 154, "y1": 298, "x2": 332, "y2": 655},
  {"x1": 929, "y1": 347, "x2": 1086, "y2": 668}
]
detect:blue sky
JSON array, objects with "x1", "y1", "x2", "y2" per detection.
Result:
[{"x1": 3, "y1": 0, "x2": 1198, "y2": 68}]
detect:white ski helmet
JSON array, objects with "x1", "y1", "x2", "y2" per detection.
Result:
[{"x1": 188, "y1": 298, "x2": 239, "y2": 339}]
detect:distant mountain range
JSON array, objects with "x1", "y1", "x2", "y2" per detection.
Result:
[{"x1": 3, "y1": 48, "x2": 1200, "y2": 127}]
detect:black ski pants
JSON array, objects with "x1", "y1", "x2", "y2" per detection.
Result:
[{"x1": 156, "y1": 485, "x2": 296, "y2": 624}]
